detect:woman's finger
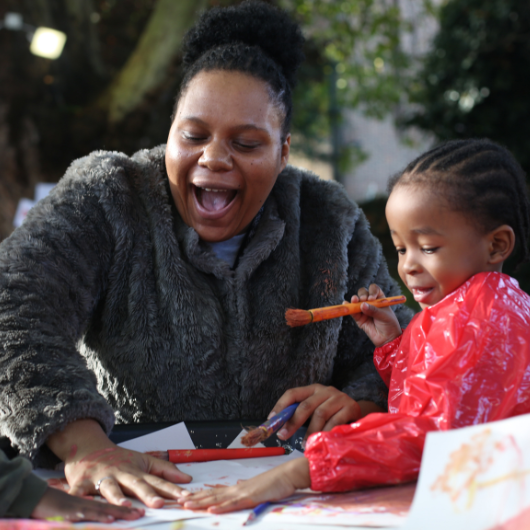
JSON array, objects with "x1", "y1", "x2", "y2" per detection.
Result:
[
  {"x1": 321, "y1": 401, "x2": 362, "y2": 432},
  {"x1": 97, "y1": 476, "x2": 131, "y2": 507},
  {"x1": 269, "y1": 385, "x2": 315, "y2": 418},
  {"x1": 277, "y1": 389, "x2": 329, "y2": 439},
  {"x1": 304, "y1": 396, "x2": 343, "y2": 436},
  {"x1": 147, "y1": 456, "x2": 192, "y2": 484},
  {"x1": 115, "y1": 473, "x2": 165, "y2": 508},
  {"x1": 68, "y1": 478, "x2": 94, "y2": 498},
  {"x1": 143, "y1": 472, "x2": 187, "y2": 498}
]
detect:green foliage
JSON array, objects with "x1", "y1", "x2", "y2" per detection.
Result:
[
  {"x1": 406, "y1": 0, "x2": 530, "y2": 173},
  {"x1": 280, "y1": 0, "x2": 420, "y2": 172}
]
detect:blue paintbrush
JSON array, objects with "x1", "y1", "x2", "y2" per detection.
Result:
[
  {"x1": 241, "y1": 403, "x2": 299, "y2": 447},
  {"x1": 243, "y1": 502, "x2": 271, "y2": 525}
]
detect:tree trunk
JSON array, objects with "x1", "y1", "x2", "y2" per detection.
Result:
[{"x1": 99, "y1": 0, "x2": 209, "y2": 124}]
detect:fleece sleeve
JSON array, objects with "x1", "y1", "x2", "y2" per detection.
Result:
[
  {"x1": 0, "y1": 155, "x2": 120, "y2": 463},
  {"x1": 331, "y1": 211, "x2": 412, "y2": 410},
  {"x1": 0, "y1": 450, "x2": 48, "y2": 518}
]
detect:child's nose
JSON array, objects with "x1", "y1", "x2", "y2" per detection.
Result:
[{"x1": 402, "y1": 251, "x2": 422, "y2": 274}]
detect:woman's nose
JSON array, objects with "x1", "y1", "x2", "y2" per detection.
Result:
[{"x1": 198, "y1": 140, "x2": 232, "y2": 171}]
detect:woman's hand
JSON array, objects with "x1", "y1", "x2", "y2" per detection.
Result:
[
  {"x1": 268, "y1": 384, "x2": 362, "y2": 442},
  {"x1": 47, "y1": 419, "x2": 192, "y2": 508},
  {"x1": 350, "y1": 284, "x2": 402, "y2": 348},
  {"x1": 32, "y1": 487, "x2": 145, "y2": 522},
  {"x1": 178, "y1": 458, "x2": 311, "y2": 513}
]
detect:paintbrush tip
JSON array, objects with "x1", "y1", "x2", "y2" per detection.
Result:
[
  {"x1": 285, "y1": 308, "x2": 312, "y2": 327},
  {"x1": 241, "y1": 429, "x2": 267, "y2": 447}
]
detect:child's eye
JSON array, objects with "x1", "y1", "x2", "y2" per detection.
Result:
[
  {"x1": 396, "y1": 248, "x2": 406, "y2": 255},
  {"x1": 422, "y1": 247, "x2": 438, "y2": 254}
]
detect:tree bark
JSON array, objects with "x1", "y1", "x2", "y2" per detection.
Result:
[{"x1": 100, "y1": 0, "x2": 209, "y2": 124}]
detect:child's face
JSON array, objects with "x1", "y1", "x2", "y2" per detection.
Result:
[{"x1": 386, "y1": 185, "x2": 497, "y2": 309}]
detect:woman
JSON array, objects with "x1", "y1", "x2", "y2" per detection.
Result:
[{"x1": 0, "y1": 1, "x2": 410, "y2": 507}]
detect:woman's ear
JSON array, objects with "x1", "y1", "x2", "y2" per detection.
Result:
[
  {"x1": 280, "y1": 133, "x2": 291, "y2": 171},
  {"x1": 488, "y1": 225, "x2": 516, "y2": 265}
]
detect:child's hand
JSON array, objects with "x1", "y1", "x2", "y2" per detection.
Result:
[
  {"x1": 350, "y1": 284, "x2": 402, "y2": 347},
  {"x1": 31, "y1": 487, "x2": 145, "y2": 521},
  {"x1": 178, "y1": 458, "x2": 311, "y2": 513}
]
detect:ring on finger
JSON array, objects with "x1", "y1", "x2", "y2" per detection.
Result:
[{"x1": 95, "y1": 475, "x2": 114, "y2": 493}]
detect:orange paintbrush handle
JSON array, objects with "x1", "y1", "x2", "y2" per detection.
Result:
[{"x1": 308, "y1": 295, "x2": 407, "y2": 323}]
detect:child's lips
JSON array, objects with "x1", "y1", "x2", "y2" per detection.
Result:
[{"x1": 410, "y1": 286, "x2": 434, "y2": 303}]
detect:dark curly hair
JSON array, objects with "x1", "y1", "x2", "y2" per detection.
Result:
[
  {"x1": 173, "y1": 0, "x2": 305, "y2": 140},
  {"x1": 388, "y1": 138, "x2": 530, "y2": 267}
]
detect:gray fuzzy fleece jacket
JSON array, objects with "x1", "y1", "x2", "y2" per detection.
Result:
[{"x1": 0, "y1": 145, "x2": 411, "y2": 465}]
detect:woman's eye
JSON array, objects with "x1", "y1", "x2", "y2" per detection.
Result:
[
  {"x1": 235, "y1": 141, "x2": 259, "y2": 150},
  {"x1": 183, "y1": 133, "x2": 206, "y2": 141}
]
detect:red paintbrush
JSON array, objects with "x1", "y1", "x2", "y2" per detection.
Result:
[{"x1": 146, "y1": 447, "x2": 286, "y2": 463}]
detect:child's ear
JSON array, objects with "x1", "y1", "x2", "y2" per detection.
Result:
[{"x1": 487, "y1": 225, "x2": 515, "y2": 265}]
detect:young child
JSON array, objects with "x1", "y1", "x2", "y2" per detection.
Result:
[{"x1": 177, "y1": 138, "x2": 530, "y2": 512}]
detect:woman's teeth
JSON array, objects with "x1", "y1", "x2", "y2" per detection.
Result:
[{"x1": 196, "y1": 186, "x2": 236, "y2": 212}]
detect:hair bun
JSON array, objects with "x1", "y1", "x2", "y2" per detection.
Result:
[{"x1": 182, "y1": 0, "x2": 305, "y2": 88}]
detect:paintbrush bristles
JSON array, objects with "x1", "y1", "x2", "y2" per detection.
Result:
[
  {"x1": 284, "y1": 309, "x2": 313, "y2": 327},
  {"x1": 241, "y1": 426, "x2": 269, "y2": 447}
]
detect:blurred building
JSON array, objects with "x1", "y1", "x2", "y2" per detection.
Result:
[
  {"x1": 343, "y1": 0, "x2": 439, "y2": 203},
  {"x1": 293, "y1": 0, "x2": 439, "y2": 203}
]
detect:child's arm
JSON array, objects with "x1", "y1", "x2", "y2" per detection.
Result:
[
  {"x1": 350, "y1": 284, "x2": 402, "y2": 347},
  {"x1": 179, "y1": 458, "x2": 311, "y2": 513}
]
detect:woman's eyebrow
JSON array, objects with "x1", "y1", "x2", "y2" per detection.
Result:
[{"x1": 180, "y1": 116, "x2": 269, "y2": 134}]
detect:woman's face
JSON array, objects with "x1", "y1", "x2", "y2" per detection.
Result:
[{"x1": 166, "y1": 70, "x2": 290, "y2": 242}]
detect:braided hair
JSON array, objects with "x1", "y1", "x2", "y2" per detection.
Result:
[
  {"x1": 174, "y1": 0, "x2": 305, "y2": 141},
  {"x1": 388, "y1": 138, "x2": 530, "y2": 266}
]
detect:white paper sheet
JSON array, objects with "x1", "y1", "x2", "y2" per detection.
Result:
[
  {"x1": 404, "y1": 413, "x2": 530, "y2": 530},
  {"x1": 117, "y1": 422, "x2": 195, "y2": 452},
  {"x1": 264, "y1": 484, "x2": 414, "y2": 528}
]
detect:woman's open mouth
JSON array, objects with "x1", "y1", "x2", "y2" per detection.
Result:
[{"x1": 193, "y1": 185, "x2": 238, "y2": 219}]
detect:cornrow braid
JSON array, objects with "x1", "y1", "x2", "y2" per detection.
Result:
[
  {"x1": 174, "y1": 0, "x2": 305, "y2": 141},
  {"x1": 388, "y1": 139, "x2": 530, "y2": 267}
]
